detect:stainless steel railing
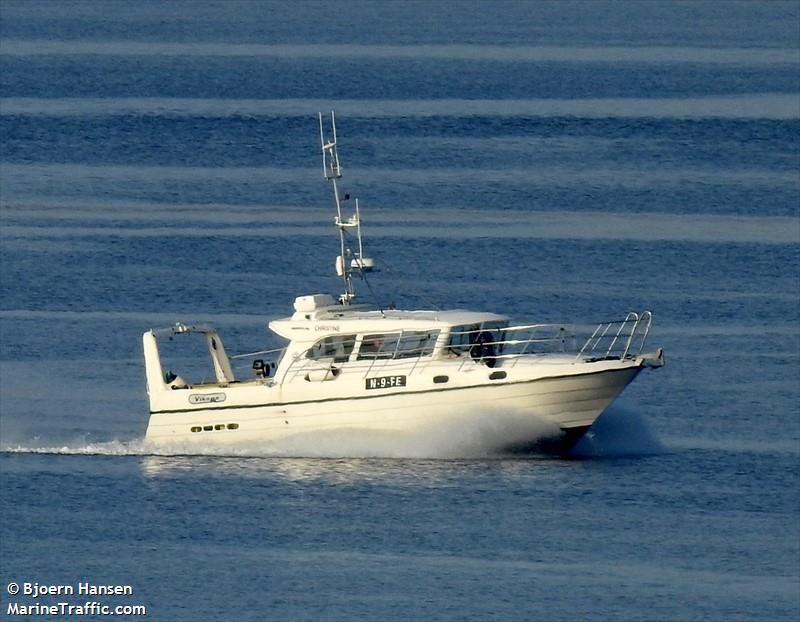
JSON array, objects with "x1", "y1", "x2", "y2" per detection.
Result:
[
  {"x1": 576, "y1": 311, "x2": 653, "y2": 360},
  {"x1": 275, "y1": 313, "x2": 655, "y2": 383}
]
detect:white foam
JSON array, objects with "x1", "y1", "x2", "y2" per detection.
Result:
[
  {"x1": 1, "y1": 411, "x2": 561, "y2": 460},
  {"x1": 2, "y1": 438, "x2": 151, "y2": 457}
]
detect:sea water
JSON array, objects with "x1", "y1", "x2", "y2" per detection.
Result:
[{"x1": 1, "y1": 1, "x2": 798, "y2": 620}]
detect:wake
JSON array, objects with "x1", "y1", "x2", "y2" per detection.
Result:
[
  {"x1": 1, "y1": 409, "x2": 665, "y2": 460},
  {"x1": 1, "y1": 411, "x2": 562, "y2": 460}
]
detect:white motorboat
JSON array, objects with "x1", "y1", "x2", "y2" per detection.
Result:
[{"x1": 142, "y1": 112, "x2": 664, "y2": 452}]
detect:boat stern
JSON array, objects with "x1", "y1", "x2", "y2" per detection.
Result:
[{"x1": 142, "y1": 330, "x2": 170, "y2": 414}]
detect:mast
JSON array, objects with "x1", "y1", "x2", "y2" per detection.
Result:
[{"x1": 319, "y1": 111, "x2": 356, "y2": 305}]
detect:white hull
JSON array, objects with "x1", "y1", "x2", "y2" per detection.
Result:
[{"x1": 144, "y1": 358, "x2": 646, "y2": 450}]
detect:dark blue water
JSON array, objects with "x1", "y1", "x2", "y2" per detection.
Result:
[{"x1": 1, "y1": 1, "x2": 799, "y2": 620}]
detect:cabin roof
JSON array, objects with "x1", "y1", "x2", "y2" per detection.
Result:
[{"x1": 268, "y1": 305, "x2": 508, "y2": 340}]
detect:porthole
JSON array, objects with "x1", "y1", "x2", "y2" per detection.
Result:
[
  {"x1": 489, "y1": 371, "x2": 507, "y2": 380},
  {"x1": 227, "y1": 423, "x2": 239, "y2": 430},
  {"x1": 214, "y1": 424, "x2": 225, "y2": 430},
  {"x1": 203, "y1": 425, "x2": 213, "y2": 431},
  {"x1": 433, "y1": 375, "x2": 449, "y2": 384},
  {"x1": 190, "y1": 426, "x2": 201, "y2": 433}
]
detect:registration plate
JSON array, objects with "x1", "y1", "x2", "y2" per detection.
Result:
[{"x1": 365, "y1": 375, "x2": 407, "y2": 390}]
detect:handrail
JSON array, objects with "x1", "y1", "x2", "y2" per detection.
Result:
[
  {"x1": 577, "y1": 311, "x2": 653, "y2": 361},
  {"x1": 230, "y1": 346, "x2": 287, "y2": 360},
  {"x1": 624, "y1": 310, "x2": 652, "y2": 358},
  {"x1": 605, "y1": 312, "x2": 638, "y2": 358},
  {"x1": 228, "y1": 346, "x2": 288, "y2": 380},
  {"x1": 274, "y1": 312, "x2": 655, "y2": 383}
]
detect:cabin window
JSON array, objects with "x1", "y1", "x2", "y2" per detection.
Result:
[
  {"x1": 307, "y1": 335, "x2": 356, "y2": 363},
  {"x1": 448, "y1": 322, "x2": 507, "y2": 355},
  {"x1": 397, "y1": 330, "x2": 440, "y2": 358},
  {"x1": 447, "y1": 324, "x2": 481, "y2": 354},
  {"x1": 357, "y1": 331, "x2": 440, "y2": 360}
]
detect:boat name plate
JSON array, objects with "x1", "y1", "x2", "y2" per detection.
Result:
[
  {"x1": 188, "y1": 392, "x2": 227, "y2": 405},
  {"x1": 315, "y1": 325, "x2": 340, "y2": 332},
  {"x1": 365, "y1": 375, "x2": 406, "y2": 390}
]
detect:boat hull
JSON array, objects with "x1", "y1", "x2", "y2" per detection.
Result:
[{"x1": 144, "y1": 363, "x2": 644, "y2": 452}]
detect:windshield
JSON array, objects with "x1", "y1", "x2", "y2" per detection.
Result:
[
  {"x1": 306, "y1": 335, "x2": 357, "y2": 363},
  {"x1": 358, "y1": 330, "x2": 441, "y2": 360}
]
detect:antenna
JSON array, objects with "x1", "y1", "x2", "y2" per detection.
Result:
[
  {"x1": 319, "y1": 111, "x2": 356, "y2": 305},
  {"x1": 355, "y1": 198, "x2": 364, "y2": 266}
]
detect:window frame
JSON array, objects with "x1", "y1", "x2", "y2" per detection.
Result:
[
  {"x1": 306, "y1": 334, "x2": 358, "y2": 363},
  {"x1": 356, "y1": 330, "x2": 441, "y2": 361}
]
